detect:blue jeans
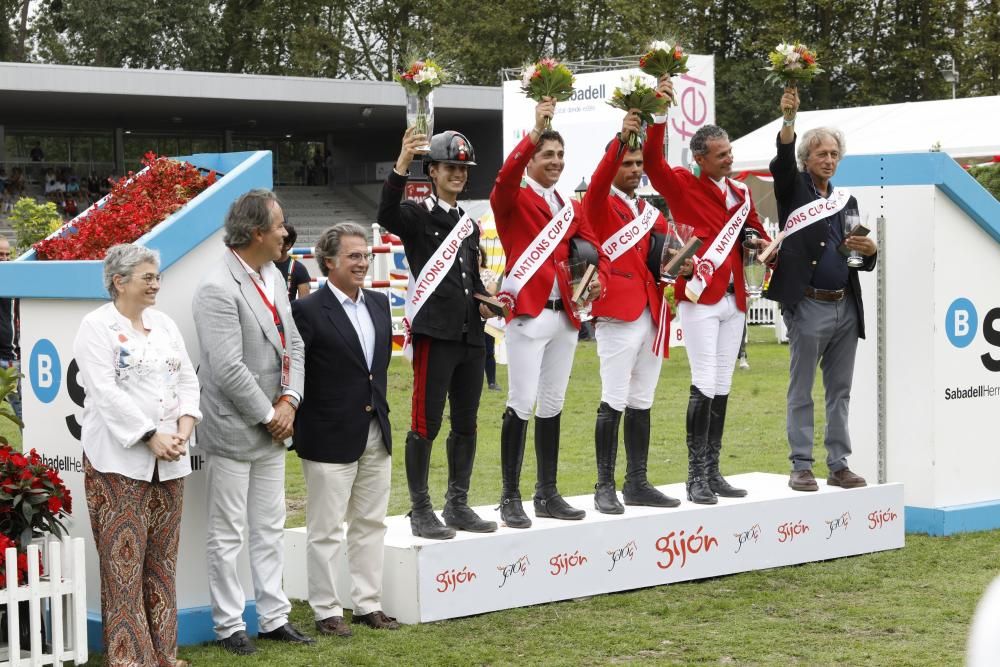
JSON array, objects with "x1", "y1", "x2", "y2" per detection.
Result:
[{"x1": 0, "y1": 358, "x2": 22, "y2": 422}]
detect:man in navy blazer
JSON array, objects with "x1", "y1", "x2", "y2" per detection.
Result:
[{"x1": 291, "y1": 222, "x2": 399, "y2": 635}]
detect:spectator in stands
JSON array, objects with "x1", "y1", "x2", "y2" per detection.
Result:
[
  {"x1": 29, "y1": 142, "x2": 43, "y2": 162},
  {"x1": 67, "y1": 175, "x2": 81, "y2": 196},
  {"x1": 274, "y1": 223, "x2": 312, "y2": 302},
  {"x1": 0, "y1": 236, "x2": 21, "y2": 424},
  {"x1": 8, "y1": 167, "x2": 25, "y2": 200},
  {"x1": 64, "y1": 195, "x2": 79, "y2": 219},
  {"x1": 87, "y1": 172, "x2": 102, "y2": 202},
  {"x1": 73, "y1": 244, "x2": 199, "y2": 667}
]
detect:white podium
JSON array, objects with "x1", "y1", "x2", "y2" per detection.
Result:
[{"x1": 285, "y1": 474, "x2": 904, "y2": 623}]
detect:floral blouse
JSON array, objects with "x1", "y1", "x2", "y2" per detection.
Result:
[{"x1": 72, "y1": 302, "x2": 201, "y2": 482}]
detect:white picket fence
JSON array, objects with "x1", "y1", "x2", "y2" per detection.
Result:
[{"x1": 1, "y1": 538, "x2": 88, "y2": 666}]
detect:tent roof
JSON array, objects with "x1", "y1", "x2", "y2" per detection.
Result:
[{"x1": 730, "y1": 95, "x2": 1000, "y2": 172}]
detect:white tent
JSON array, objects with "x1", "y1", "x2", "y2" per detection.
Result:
[
  {"x1": 731, "y1": 94, "x2": 1000, "y2": 172},
  {"x1": 728, "y1": 95, "x2": 1000, "y2": 222}
]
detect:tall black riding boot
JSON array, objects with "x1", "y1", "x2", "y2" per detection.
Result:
[
  {"x1": 685, "y1": 386, "x2": 717, "y2": 505},
  {"x1": 442, "y1": 432, "x2": 498, "y2": 532},
  {"x1": 706, "y1": 394, "x2": 747, "y2": 497},
  {"x1": 405, "y1": 432, "x2": 456, "y2": 539},
  {"x1": 622, "y1": 407, "x2": 680, "y2": 508},
  {"x1": 593, "y1": 402, "x2": 624, "y2": 514},
  {"x1": 499, "y1": 407, "x2": 532, "y2": 528},
  {"x1": 533, "y1": 413, "x2": 585, "y2": 520}
]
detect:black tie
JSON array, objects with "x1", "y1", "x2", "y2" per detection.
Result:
[{"x1": 449, "y1": 208, "x2": 461, "y2": 222}]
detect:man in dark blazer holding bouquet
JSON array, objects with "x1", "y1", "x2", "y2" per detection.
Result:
[
  {"x1": 291, "y1": 222, "x2": 399, "y2": 634},
  {"x1": 767, "y1": 86, "x2": 877, "y2": 493}
]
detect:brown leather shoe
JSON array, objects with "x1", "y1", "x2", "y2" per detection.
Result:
[
  {"x1": 315, "y1": 615, "x2": 353, "y2": 637},
  {"x1": 789, "y1": 469, "x2": 818, "y2": 492},
  {"x1": 351, "y1": 610, "x2": 401, "y2": 630},
  {"x1": 828, "y1": 468, "x2": 867, "y2": 489}
]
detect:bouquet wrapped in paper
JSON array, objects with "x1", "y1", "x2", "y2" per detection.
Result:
[
  {"x1": 520, "y1": 58, "x2": 575, "y2": 129},
  {"x1": 765, "y1": 42, "x2": 823, "y2": 87},
  {"x1": 638, "y1": 40, "x2": 690, "y2": 95},
  {"x1": 606, "y1": 74, "x2": 669, "y2": 150}
]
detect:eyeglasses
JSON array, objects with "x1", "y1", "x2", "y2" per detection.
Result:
[
  {"x1": 136, "y1": 272, "x2": 162, "y2": 285},
  {"x1": 341, "y1": 252, "x2": 374, "y2": 263}
]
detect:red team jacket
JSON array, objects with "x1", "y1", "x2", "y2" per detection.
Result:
[
  {"x1": 585, "y1": 135, "x2": 668, "y2": 326},
  {"x1": 490, "y1": 133, "x2": 609, "y2": 329},
  {"x1": 642, "y1": 122, "x2": 770, "y2": 312}
]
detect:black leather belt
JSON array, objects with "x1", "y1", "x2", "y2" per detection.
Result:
[
  {"x1": 543, "y1": 299, "x2": 565, "y2": 312},
  {"x1": 805, "y1": 286, "x2": 846, "y2": 302}
]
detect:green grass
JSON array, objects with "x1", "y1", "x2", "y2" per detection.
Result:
[{"x1": 67, "y1": 328, "x2": 1000, "y2": 665}]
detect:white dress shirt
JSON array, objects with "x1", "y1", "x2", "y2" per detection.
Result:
[
  {"x1": 327, "y1": 282, "x2": 375, "y2": 370},
  {"x1": 524, "y1": 175, "x2": 563, "y2": 299},
  {"x1": 73, "y1": 303, "x2": 202, "y2": 482},
  {"x1": 610, "y1": 184, "x2": 641, "y2": 217}
]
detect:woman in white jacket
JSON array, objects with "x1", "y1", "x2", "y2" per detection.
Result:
[{"x1": 73, "y1": 243, "x2": 200, "y2": 667}]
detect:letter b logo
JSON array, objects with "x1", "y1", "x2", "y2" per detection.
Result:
[
  {"x1": 30, "y1": 339, "x2": 62, "y2": 404},
  {"x1": 945, "y1": 298, "x2": 977, "y2": 348}
]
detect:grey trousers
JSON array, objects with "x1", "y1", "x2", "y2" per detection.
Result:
[{"x1": 783, "y1": 296, "x2": 860, "y2": 472}]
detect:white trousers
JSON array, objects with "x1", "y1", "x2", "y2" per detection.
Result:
[
  {"x1": 206, "y1": 448, "x2": 290, "y2": 639},
  {"x1": 301, "y1": 419, "x2": 391, "y2": 620},
  {"x1": 678, "y1": 295, "x2": 745, "y2": 398},
  {"x1": 505, "y1": 309, "x2": 579, "y2": 420},
  {"x1": 595, "y1": 308, "x2": 662, "y2": 410}
]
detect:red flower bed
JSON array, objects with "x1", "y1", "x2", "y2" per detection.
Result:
[
  {"x1": 33, "y1": 152, "x2": 217, "y2": 261},
  {"x1": 0, "y1": 533, "x2": 43, "y2": 588},
  {"x1": 0, "y1": 444, "x2": 73, "y2": 543}
]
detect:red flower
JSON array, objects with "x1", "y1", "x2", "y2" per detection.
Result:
[
  {"x1": 48, "y1": 497, "x2": 63, "y2": 513},
  {"x1": 802, "y1": 52, "x2": 816, "y2": 65},
  {"x1": 10, "y1": 453, "x2": 27, "y2": 468}
]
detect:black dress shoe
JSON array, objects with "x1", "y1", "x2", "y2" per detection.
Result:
[
  {"x1": 257, "y1": 623, "x2": 316, "y2": 645},
  {"x1": 216, "y1": 630, "x2": 257, "y2": 655}
]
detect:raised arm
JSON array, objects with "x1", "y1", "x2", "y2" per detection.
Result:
[
  {"x1": 490, "y1": 98, "x2": 556, "y2": 225},
  {"x1": 769, "y1": 86, "x2": 800, "y2": 209},
  {"x1": 641, "y1": 77, "x2": 685, "y2": 201},
  {"x1": 377, "y1": 127, "x2": 429, "y2": 239}
]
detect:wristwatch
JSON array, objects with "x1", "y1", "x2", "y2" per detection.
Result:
[
  {"x1": 140, "y1": 429, "x2": 156, "y2": 443},
  {"x1": 782, "y1": 116, "x2": 796, "y2": 127}
]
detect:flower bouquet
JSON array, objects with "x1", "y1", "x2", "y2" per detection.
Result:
[
  {"x1": 765, "y1": 42, "x2": 824, "y2": 87},
  {"x1": 606, "y1": 74, "x2": 670, "y2": 150},
  {"x1": 0, "y1": 444, "x2": 73, "y2": 544},
  {"x1": 520, "y1": 58, "x2": 575, "y2": 129},
  {"x1": 32, "y1": 153, "x2": 217, "y2": 261},
  {"x1": 395, "y1": 58, "x2": 447, "y2": 149},
  {"x1": 639, "y1": 39, "x2": 690, "y2": 98}
]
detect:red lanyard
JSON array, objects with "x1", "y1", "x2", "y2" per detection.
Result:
[{"x1": 237, "y1": 251, "x2": 286, "y2": 347}]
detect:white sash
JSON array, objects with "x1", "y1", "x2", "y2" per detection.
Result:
[
  {"x1": 601, "y1": 201, "x2": 659, "y2": 262},
  {"x1": 496, "y1": 200, "x2": 575, "y2": 315},
  {"x1": 760, "y1": 188, "x2": 852, "y2": 262},
  {"x1": 402, "y1": 201, "x2": 476, "y2": 361},
  {"x1": 685, "y1": 180, "x2": 751, "y2": 303}
]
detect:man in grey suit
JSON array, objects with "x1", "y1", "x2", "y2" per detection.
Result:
[{"x1": 194, "y1": 189, "x2": 313, "y2": 655}]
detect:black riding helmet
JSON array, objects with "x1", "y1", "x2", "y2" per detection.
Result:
[{"x1": 427, "y1": 131, "x2": 477, "y2": 166}]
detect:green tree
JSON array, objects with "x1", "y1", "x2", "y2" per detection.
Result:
[
  {"x1": 30, "y1": 0, "x2": 220, "y2": 69},
  {"x1": 8, "y1": 197, "x2": 62, "y2": 253},
  {"x1": 969, "y1": 164, "x2": 1000, "y2": 202}
]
